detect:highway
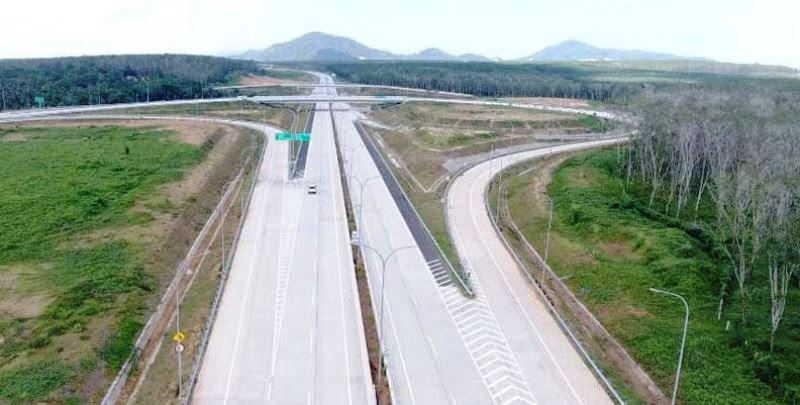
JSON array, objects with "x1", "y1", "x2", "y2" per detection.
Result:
[
  {"x1": 193, "y1": 78, "x2": 374, "y2": 404},
  {"x1": 331, "y1": 68, "x2": 623, "y2": 404},
  {"x1": 335, "y1": 103, "x2": 500, "y2": 404},
  {"x1": 0, "y1": 94, "x2": 617, "y2": 122},
  {"x1": 446, "y1": 140, "x2": 629, "y2": 405},
  {"x1": 0, "y1": 73, "x2": 625, "y2": 404}
]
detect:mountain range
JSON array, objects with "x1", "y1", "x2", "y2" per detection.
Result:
[{"x1": 237, "y1": 32, "x2": 692, "y2": 62}]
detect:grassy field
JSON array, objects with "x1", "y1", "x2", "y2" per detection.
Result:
[
  {"x1": 249, "y1": 68, "x2": 316, "y2": 83},
  {"x1": 372, "y1": 103, "x2": 611, "y2": 148},
  {"x1": 502, "y1": 149, "x2": 800, "y2": 404},
  {"x1": 112, "y1": 101, "x2": 301, "y2": 126},
  {"x1": 367, "y1": 102, "x2": 610, "y2": 190},
  {"x1": 362, "y1": 102, "x2": 610, "y2": 286},
  {"x1": 0, "y1": 124, "x2": 248, "y2": 403}
]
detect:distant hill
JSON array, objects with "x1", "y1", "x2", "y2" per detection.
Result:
[
  {"x1": 240, "y1": 32, "x2": 393, "y2": 61},
  {"x1": 238, "y1": 33, "x2": 799, "y2": 74},
  {"x1": 238, "y1": 32, "x2": 490, "y2": 62},
  {"x1": 407, "y1": 48, "x2": 491, "y2": 62},
  {"x1": 524, "y1": 40, "x2": 689, "y2": 62}
]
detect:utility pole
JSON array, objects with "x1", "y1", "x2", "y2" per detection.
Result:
[
  {"x1": 497, "y1": 159, "x2": 503, "y2": 220},
  {"x1": 543, "y1": 195, "x2": 555, "y2": 284}
]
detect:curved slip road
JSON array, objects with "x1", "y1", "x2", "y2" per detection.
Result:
[{"x1": 446, "y1": 140, "x2": 628, "y2": 405}]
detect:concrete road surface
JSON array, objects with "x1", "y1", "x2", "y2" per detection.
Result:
[
  {"x1": 447, "y1": 141, "x2": 629, "y2": 405},
  {"x1": 194, "y1": 81, "x2": 373, "y2": 404},
  {"x1": 333, "y1": 65, "x2": 622, "y2": 404},
  {"x1": 336, "y1": 104, "x2": 496, "y2": 405}
]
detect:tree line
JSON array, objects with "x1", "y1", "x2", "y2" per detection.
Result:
[
  {"x1": 0, "y1": 54, "x2": 260, "y2": 110},
  {"x1": 311, "y1": 61, "x2": 637, "y2": 101},
  {"x1": 625, "y1": 88, "x2": 800, "y2": 398},
  {"x1": 299, "y1": 61, "x2": 800, "y2": 106}
]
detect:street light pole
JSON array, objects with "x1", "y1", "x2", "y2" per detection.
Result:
[
  {"x1": 220, "y1": 178, "x2": 241, "y2": 273},
  {"x1": 649, "y1": 288, "x2": 689, "y2": 405},
  {"x1": 351, "y1": 240, "x2": 417, "y2": 393},
  {"x1": 344, "y1": 144, "x2": 366, "y2": 178},
  {"x1": 543, "y1": 195, "x2": 555, "y2": 266},
  {"x1": 354, "y1": 175, "x2": 382, "y2": 230}
]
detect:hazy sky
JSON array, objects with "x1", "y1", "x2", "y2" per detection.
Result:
[{"x1": 2, "y1": 0, "x2": 798, "y2": 68}]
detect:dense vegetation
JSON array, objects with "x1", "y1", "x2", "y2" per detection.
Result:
[
  {"x1": 0, "y1": 54, "x2": 260, "y2": 110},
  {"x1": 619, "y1": 89, "x2": 800, "y2": 401},
  {"x1": 302, "y1": 61, "x2": 800, "y2": 103},
  {"x1": 0, "y1": 126, "x2": 203, "y2": 402},
  {"x1": 511, "y1": 149, "x2": 798, "y2": 403}
]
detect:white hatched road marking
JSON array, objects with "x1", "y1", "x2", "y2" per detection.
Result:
[{"x1": 426, "y1": 261, "x2": 537, "y2": 405}]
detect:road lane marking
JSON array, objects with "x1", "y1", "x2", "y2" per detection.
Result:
[
  {"x1": 466, "y1": 166, "x2": 581, "y2": 404},
  {"x1": 267, "y1": 145, "x2": 303, "y2": 399},
  {"x1": 223, "y1": 135, "x2": 277, "y2": 404}
]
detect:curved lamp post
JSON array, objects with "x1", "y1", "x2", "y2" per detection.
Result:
[
  {"x1": 351, "y1": 238, "x2": 417, "y2": 391},
  {"x1": 649, "y1": 288, "x2": 689, "y2": 405}
]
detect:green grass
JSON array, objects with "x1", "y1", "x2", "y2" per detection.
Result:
[
  {"x1": 504, "y1": 149, "x2": 800, "y2": 404},
  {"x1": 254, "y1": 69, "x2": 316, "y2": 83},
  {"x1": 0, "y1": 361, "x2": 70, "y2": 404},
  {"x1": 0, "y1": 125, "x2": 204, "y2": 402},
  {"x1": 113, "y1": 101, "x2": 296, "y2": 126},
  {"x1": 575, "y1": 114, "x2": 614, "y2": 132}
]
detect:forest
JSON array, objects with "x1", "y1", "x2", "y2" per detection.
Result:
[
  {"x1": 304, "y1": 61, "x2": 800, "y2": 104},
  {"x1": 0, "y1": 54, "x2": 260, "y2": 110},
  {"x1": 623, "y1": 87, "x2": 800, "y2": 401}
]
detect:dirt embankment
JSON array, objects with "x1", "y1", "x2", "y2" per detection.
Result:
[
  {"x1": 500, "y1": 97, "x2": 596, "y2": 109},
  {"x1": 238, "y1": 74, "x2": 297, "y2": 86},
  {"x1": 500, "y1": 155, "x2": 668, "y2": 404}
]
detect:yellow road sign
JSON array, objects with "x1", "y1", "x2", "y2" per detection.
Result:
[{"x1": 172, "y1": 331, "x2": 187, "y2": 343}]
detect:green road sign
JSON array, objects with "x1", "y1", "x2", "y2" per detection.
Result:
[
  {"x1": 275, "y1": 132, "x2": 311, "y2": 141},
  {"x1": 34, "y1": 96, "x2": 45, "y2": 108}
]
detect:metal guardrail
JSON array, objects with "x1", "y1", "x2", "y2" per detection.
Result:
[
  {"x1": 182, "y1": 137, "x2": 266, "y2": 404},
  {"x1": 102, "y1": 161, "x2": 248, "y2": 405},
  {"x1": 355, "y1": 121, "x2": 474, "y2": 296},
  {"x1": 483, "y1": 166, "x2": 626, "y2": 404}
]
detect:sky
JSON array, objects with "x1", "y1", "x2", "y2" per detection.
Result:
[{"x1": 1, "y1": 0, "x2": 798, "y2": 68}]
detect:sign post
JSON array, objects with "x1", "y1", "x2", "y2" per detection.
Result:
[{"x1": 34, "y1": 96, "x2": 45, "y2": 109}]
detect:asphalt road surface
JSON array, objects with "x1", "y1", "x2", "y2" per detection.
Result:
[{"x1": 194, "y1": 79, "x2": 374, "y2": 404}]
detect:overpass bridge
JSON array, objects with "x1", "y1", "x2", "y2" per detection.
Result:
[{"x1": 0, "y1": 94, "x2": 617, "y2": 123}]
